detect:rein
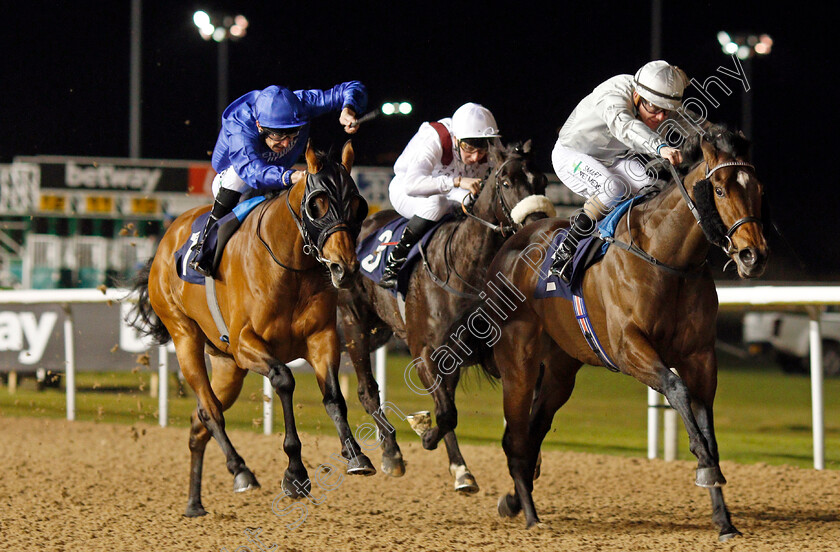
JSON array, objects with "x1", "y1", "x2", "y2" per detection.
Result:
[
  {"x1": 458, "y1": 159, "x2": 518, "y2": 237},
  {"x1": 255, "y1": 195, "x2": 312, "y2": 273},
  {"x1": 256, "y1": 172, "x2": 353, "y2": 273},
  {"x1": 420, "y1": 158, "x2": 523, "y2": 299}
]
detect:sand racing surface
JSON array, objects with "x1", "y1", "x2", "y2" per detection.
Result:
[{"x1": 1, "y1": 417, "x2": 838, "y2": 551}]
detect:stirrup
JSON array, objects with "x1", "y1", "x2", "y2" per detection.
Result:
[
  {"x1": 552, "y1": 258, "x2": 573, "y2": 283},
  {"x1": 189, "y1": 259, "x2": 213, "y2": 277},
  {"x1": 550, "y1": 247, "x2": 574, "y2": 283},
  {"x1": 378, "y1": 272, "x2": 398, "y2": 289}
]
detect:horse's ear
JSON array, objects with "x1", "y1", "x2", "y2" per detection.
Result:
[
  {"x1": 488, "y1": 142, "x2": 504, "y2": 166},
  {"x1": 305, "y1": 140, "x2": 321, "y2": 173},
  {"x1": 341, "y1": 140, "x2": 354, "y2": 172},
  {"x1": 699, "y1": 138, "x2": 718, "y2": 167},
  {"x1": 521, "y1": 139, "x2": 532, "y2": 155}
]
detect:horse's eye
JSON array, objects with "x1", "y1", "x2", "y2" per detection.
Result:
[
  {"x1": 715, "y1": 187, "x2": 725, "y2": 198},
  {"x1": 502, "y1": 179, "x2": 511, "y2": 188},
  {"x1": 307, "y1": 193, "x2": 329, "y2": 219}
]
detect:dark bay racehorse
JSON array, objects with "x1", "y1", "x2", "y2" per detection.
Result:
[
  {"x1": 452, "y1": 125, "x2": 767, "y2": 540},
  {"x1": 130, "y1": 142, "x2": 374, "y2": 516},
  {"x1": 338, "y1": 141, "x2": 555, "y2": 492}
]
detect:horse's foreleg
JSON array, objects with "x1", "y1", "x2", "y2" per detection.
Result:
[
  {"x1": 308, "y1": 330, "x2": 376, "y2": 476},
  {"x1": 412, "y1": 346, "x2": 459, "y2": 452},
  {"x1": 267, "y1": 362, "x2": 310, "y2": 498},
  {"x1": 343, "y1": 320, "x2": 404, "y2": 477},
  {"x1": 623, "y1": 334, "x2": 719, "y2": 475},
  {"x1": 440, "y1": 367, "x2": 478, "y2": 494},
  {"x1": 528, "y1": 356, "x2": 580, "y2": 475},
  {"x1": 688, "y1": 361, "x2": 741, "y2": 541},
  {"x1": 495, "y1": 337, "x2": 543, "y2": 528}
]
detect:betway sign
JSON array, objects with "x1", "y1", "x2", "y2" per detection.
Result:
[
  {"x1": 65, "y1": 162, "x2": 162, "y2": 192},
  {"x1": 14, "y1": 155, "x2": 215, "y2": 194},
  {"x1": 0, "y1": 303, "x2": 168, "y2": 373}
]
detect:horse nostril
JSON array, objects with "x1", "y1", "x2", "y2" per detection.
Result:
[
  {"x1": 738, "y1": 248, "x2": 756, "y2": 267},
  {"x1": 331, "y1": 263, "x2": 345, "y2": 280}
]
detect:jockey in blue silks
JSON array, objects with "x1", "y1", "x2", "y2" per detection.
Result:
[{"x1": 190, "y1": 81, "x2": 367, "y2": 276}]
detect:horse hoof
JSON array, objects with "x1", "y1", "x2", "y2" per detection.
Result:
[
  {"x1": 454, "y1": 474, "x2": 479, "y2": 494},
  {"x1": 695, "y1": 466, "x2": 727, "y2": 488},
  {"x1": 450, "y1": 464, "x2": 479, "y2": 494},
  {"x1": 184, "y1": 503, "x2": 208, "y2": 517},
  {"x1": 381, "y1": 453, "x2": 406, "y2": 477},
  {"x1": 497, "y1": 494, "x2": 521, "y2": 518},
  {"x1": 406, "y1": 411, "x2": 432, "y2": 437},
  {"x1": 233, "y1": 469, "x2": 260, "y2": 493},
  {"x1": 420, "y1": 429, "x2": 440, "y2": 451},
  {"x1": 282, "y1": 470, "x2": 311, "y2": 498},
  {"x1": 719, "y1": 527, "x2": 743, "y2": 542},
  {"x1": 347, "y1": 454, "x2": 377, "y2": 476}
]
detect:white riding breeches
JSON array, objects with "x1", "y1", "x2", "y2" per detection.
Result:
[
  {"x1": 389, "y1": 183, "x2": 471, "y2": 221},
  {"x1": 211, "y1": 167, "x2": 249, "y2": 198},
  {"x1": 551, "y1": 143, "x2": 656, "y2": 209}
]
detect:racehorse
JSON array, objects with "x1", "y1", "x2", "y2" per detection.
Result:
[
  {"x1": 451, "y1": 125, "x2": 767, "y2": 540},
  {"x1": 129, "y1": 141, "x2": 374, "y2": 516},
  {"x1": 338, "y1": 141, "x2": 555, "y2": 492}
]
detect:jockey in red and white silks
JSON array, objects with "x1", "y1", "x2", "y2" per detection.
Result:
[
  {"x1": 389, "y1": 116, "x2": 497, "y2": 222},
  {"x1": 379, "y1": 103, "x2": 501, "y2": 289}
]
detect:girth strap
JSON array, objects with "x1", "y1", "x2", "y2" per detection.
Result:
[
  {"x1": 204, "y1": 275, "x2": 230, "y2": 344},
  {"x1": 572, "y1": 293, "x2": 620, "y2": 372}
]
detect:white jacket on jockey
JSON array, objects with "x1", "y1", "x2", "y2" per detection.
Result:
[
  {"x1": 389, "y1": 118, "x2": 497, "y2": 221},
  {"x1": 552, "y1": 73, "x2": 677, "y2": 209}
]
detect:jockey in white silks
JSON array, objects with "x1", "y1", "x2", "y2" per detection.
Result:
[
  {"x1": 379, "y1": 102, "x2": 501, "y2": 289},
  {"x1": 549, "y1": 60, "x2": 689, "y2": 283}
]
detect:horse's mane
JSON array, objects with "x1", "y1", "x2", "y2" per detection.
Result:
[{"x1": 679, "y1": 123, "x2": 751, "y2": 169}]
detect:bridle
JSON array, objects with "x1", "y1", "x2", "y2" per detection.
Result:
[
  {"x1": 458, "y1": 156, "x2": 522, "y2": 237},
  {"x1": 667, "y1": 159, "x2": 762, "y2": 256},
  {"x1": 257, "y1": 169, "x2": 367, "y2": 271},
  {"x1": 605, "y1": 156, "x2": 761, "y2": 276},
  {"x1": 419, "y1": 152, "x2": 539, "y2": 298}
]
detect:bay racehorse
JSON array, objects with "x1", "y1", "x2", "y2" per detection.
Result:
[
  {"x1": 449, "y1": 125, "x2": 767, "y2": 540},
  {"x1": 338, "y1": 141, "x2": 555, "y2": 492},
  {"x1": 129, "y1": 141, "x2": 375, "y2": 516}
]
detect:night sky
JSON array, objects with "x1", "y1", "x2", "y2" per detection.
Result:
[{"x1": 2, "y1": 2, "x2": 837, "y2": 278}]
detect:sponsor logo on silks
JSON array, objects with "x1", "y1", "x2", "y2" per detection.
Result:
[{"x1": 572, "y1": 161, "x2": 582, "y2": 174}]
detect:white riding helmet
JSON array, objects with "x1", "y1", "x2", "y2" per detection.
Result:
[
  {"x1": 451, "y1": 102, "x2": 501, "y2": 140},
  {"x1": 633, "y1": 61, "x2": 689, "y2": 111}
]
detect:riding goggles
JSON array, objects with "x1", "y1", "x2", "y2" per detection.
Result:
[
  {"x1": 260, "y1": 126, "x2": 302, "y2": 141},
  {"x1": 639, "y1": 99, "x2": 670, "y2": 116},
  {"x1": 458, "y1": 138, "x2": 490, "y2": 154}
]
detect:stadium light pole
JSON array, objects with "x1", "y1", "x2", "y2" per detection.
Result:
[
  {"x1": 193, "y1": 11, "x2": 248, "y2": 125},
  {"x1": 129, "y1": 0, "x2": 142, "y2": 158},
  {"x1": 717, "y1": 31, "x2": 773, "y2": 140}
]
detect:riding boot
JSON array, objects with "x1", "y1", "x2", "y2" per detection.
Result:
[
  {"x1": 378, "y1": 216, "x2": 435, "y2": 289},
  {"x1": 189, "y1": 188, "x2": 242, "y2": 277},
  {"x1": 550, "y1": 212, "x2": 596, "y2": 283}
]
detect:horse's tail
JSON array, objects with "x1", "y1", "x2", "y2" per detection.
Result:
[{"x1": 126, "y1": 258, "x2": 171, "y2": 345}]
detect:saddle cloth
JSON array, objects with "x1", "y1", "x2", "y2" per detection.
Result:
[
  {"x1": 356, "y1": 214, "x2": 453, "y2": 297},
  {"x1": 533, "y1": 196, "x2": 641, "y2": 300},
  {"x1": 173, "y1": 195, "x2": 267, "y2": 284}
]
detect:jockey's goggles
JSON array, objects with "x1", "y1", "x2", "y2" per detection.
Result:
[
  {"x1": 458, "y1": 138, "x2": 490, "y2": 154},
  {"x1": 260, "y1": 126, "x2": 302, "y2": 141},
  {"x1": 639, "y1": 99, "x2": 670, "y2": 116}
]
